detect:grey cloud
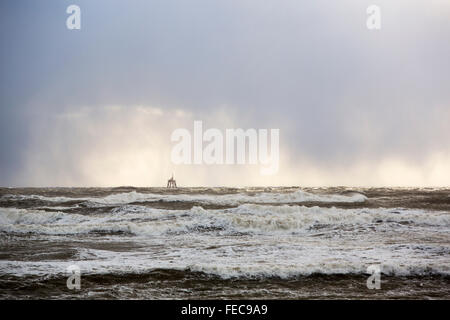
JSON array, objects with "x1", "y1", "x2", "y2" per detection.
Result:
[{"x1": 1, "y1": 0, "x2": 449, "y2": 185}]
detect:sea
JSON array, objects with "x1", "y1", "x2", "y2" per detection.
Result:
[{"x1": 0, "y1": 187, "x2": 449, "y2": 299}]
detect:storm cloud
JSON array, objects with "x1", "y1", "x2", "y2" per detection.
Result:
[{"x1": 0, "y1": 0, "x2": 449, "y2": 186}]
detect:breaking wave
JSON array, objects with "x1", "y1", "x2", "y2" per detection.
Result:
[
  {"x1": 1, "y1": 204, "x2": 448, "y2": 236},
  {"x1": 1, "y1": 189, "x2": 367, "y2": 206},
  {"x1": 1, "y1": 251, "x2": 448, "y2": 278}
]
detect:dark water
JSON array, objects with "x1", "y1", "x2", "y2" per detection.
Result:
[{"x1": 0, "y1": 187, "x2": 449, "y2": 299}]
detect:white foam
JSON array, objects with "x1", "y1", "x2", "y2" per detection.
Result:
[
  {"x1": 1, "y1": 189, "x2": 368, "y2": 206},
  {"x1": 1, "y1": 204, "x2": 448, "y2": 236},
  {"x1": 96, "y1": 190, "x2": 368, "y2": 205},
  {"x1": 0, "y1": 242, "x2": 448, "y2": 278},
  {"x1": 0, "y1": 208, "x2": 89, "y2": 225}
]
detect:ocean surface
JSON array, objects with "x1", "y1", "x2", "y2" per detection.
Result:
[{"x1": 0, "y1": 187, "x2": 449, "y2": 299}]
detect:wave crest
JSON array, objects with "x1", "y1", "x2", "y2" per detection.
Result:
[{"x1": 1, "y1": 189, "x2": 368, "y2": 206}]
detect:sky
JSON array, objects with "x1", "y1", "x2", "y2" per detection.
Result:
[{"x1": 0, "y1": 0, "x2": 449, "y2": 187}]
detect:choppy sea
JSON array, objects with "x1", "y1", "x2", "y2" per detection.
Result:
[{"x1": 0, "y1": 187, "x2": 449, "y2": 299}]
